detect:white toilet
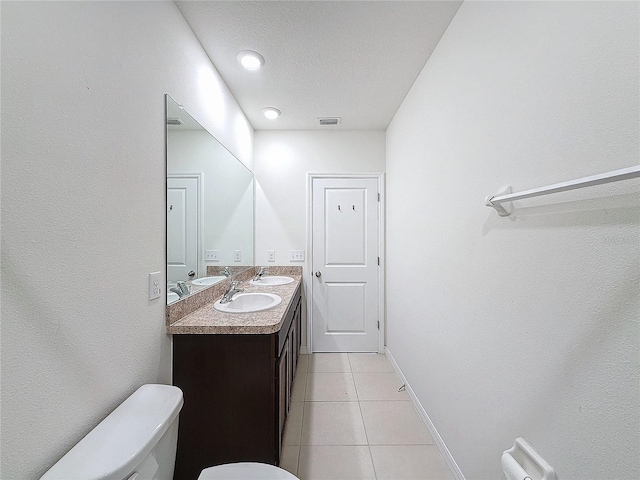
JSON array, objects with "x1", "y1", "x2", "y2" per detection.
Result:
[{"x1": 41, "y1": 384, "x2": 299, "y2": 480}]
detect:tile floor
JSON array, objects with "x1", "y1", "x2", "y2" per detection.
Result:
[{"x1": 279, "y1": 353, "x2": 453, "y2": 480}]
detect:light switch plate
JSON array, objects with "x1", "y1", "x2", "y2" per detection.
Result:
[
  {"x1": 289, "y1": 250, "x2": 305, "y2": 261},
  {"x1": 205, "y1": 250, "x2": 220, "y2": 261},
  {"x1": 268, "y1": 250, "x2": 275, "y2": 262},
  {"x1": 149, "y1": 271, "x2": 162, "y2": 300},
  {"x1": 234, "y1": 250, "x2": 242, "y2": 262}
]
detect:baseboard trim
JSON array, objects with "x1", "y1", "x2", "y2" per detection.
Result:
[{"x1": 385, "y1": 347, "x2": 466, "y2": 480}]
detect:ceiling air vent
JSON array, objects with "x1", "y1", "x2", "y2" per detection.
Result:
[
  {"x1": 317, "y1": 117, "x2": 341, "y2": 126},
  {"x1": 167, "y1": 117, "x2": 183, "y2": 126}
]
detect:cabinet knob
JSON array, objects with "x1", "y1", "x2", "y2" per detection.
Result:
[{"x1": 315, "y1": 271, "x2": 321, "y2": 278}]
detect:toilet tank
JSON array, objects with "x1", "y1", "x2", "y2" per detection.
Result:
[{"x1": 41, "y1": 384, "x2": 183, "y2": 480}]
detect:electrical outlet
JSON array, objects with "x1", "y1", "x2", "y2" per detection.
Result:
[
  {"x1": 234, "y1": 250, "x2": 242, "y2": 262},
  {"x1": 149, "y1": 272, "x2": 162, "y2": 300},
  {"x1": 268, "y1": 250, "x2": 275, "y2": 262},
  {"x1": 205, "y1": 250, "x2": 220, "y2": 261},
  {"x1": 289, "y1": 250, "x2": 305, "y2": 261}
]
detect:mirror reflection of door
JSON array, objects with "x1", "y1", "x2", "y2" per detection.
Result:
[
  {"x1": 165, "y1": 95, "x2": 255, "y2": 302},
  {"x1": 167, "y1": 175, "x2": 200, "y2": 282}
]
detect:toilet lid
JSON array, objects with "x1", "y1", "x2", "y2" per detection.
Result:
[{"x1": 198, "y1": 462, "x2": 299, "y2": 480}]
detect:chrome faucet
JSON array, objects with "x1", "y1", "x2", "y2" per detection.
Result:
[
  {"x1": 253, "y1": 267, "x2": 266, "y2": 281},
  {"x1": 169, "y1": 287, "x2": 184, "y2": 298},
  {"x1": 169, "y1": 281, "x2": 190, "y2": 298},
  {"x1": 223, "y1": 266, "x2": 232, "y2": 277},
  {"x1": 169, "y1": 287, "x2": 188, "y2": 298},
  {"x1": 220, "y1": 281, "x2": 243, "y2": 304},
  {"x1": 177, "y1": 281, "x2": 189, "y2": 295}
]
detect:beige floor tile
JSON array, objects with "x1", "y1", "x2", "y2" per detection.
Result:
[
  {"x1": 297, "y1": 354, "x2": 310, "y2": 373},
  {"x1": 280, "y1": 445, "x2": 300, "y2": 476},
  {"x1": 301, "y1": 402, "x2": 367, "y2": 445},
  {"x1": 353, "y1": 372, "x2": 410, "y2": 401},
  {"x1": 370, "y1": 445, "x2": 453, "y2": 480},
  {"x1": 283, "y1": 401, "x2": 304, "y2": 445},
  {"x1": 360, "y1": 401, "x2": 433, "y2": 445},
  {"x1": 298, "y1": 446, "x2": 375, "y2": 480},
  {"x1": 308, "y1": 353, "x2": 351, "y2": 372},
  {"x1": 291, "y1": 371, "x2": 308, "y2": 402},
  {"x1": 306, "y1": 372, "x2": 358, "y2": 402},
  {"x1": 348, "y1": 353, "x2": 395, "y2": 372}
]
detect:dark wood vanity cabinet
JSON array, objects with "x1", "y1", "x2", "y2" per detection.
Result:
[{"x1": 173, "y1": 284, "x2": 302, "y2": 480}]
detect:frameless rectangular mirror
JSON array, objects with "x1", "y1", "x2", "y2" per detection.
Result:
[{"x1": 166, "y1": 95, "x2": 254, "y2": 304}]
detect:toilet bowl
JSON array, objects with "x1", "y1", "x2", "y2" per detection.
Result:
[
  {"x1": 41, "y1": 384, "x2": 299, "y2": 480},
  {"x1": 198, "y1": 462, "x2": 298, "y2": 479}
]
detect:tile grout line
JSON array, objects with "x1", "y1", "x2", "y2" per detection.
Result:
[
  {"x1": 349, "y1": 353, "x2": 379, "y2": 480},
  {"x1": 297, "y1": 357, "x2": 307, "y2": 476}
]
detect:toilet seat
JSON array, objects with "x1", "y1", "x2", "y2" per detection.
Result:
[{"x1": 198, "y1": 462, "x2": 299, "y2": 480}]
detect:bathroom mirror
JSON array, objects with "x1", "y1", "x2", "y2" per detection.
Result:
[{"x1": 166, "y1": 95, "x2": 254, "y2": 304}]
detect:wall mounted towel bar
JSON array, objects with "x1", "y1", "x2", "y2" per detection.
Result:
[{"x1": 485, "y1": 165, "x2": 640, "y2": 216}]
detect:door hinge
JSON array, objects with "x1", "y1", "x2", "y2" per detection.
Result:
[
  {"x1": 377, "y1": 321, "x2": 380, "y2": 330},
  {"x1": 377, "y1": 256, "x2": 380, "y2": 266},
  {"x1": 377, "y1": 193, "x2": 380, "y2": 202}
]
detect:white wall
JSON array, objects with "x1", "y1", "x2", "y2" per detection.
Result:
[
  {"x1": 0, "y1": 2, "x2": 252, "y2": 478},
  {"x1": 254, "y1": 130, "x2": 385, "y2": 266},
  {"x1": 386, "y1": 2, "x2": 639, "y2": 479},
  {"x1": 254, "y1": 130, "x2": 385, "y2": 347}
]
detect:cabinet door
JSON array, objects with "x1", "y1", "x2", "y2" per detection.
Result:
[
  {"x1": 278, "y1": 336, "x2": 290, "y2": 445},
  {"x1": 285, "y1": 334, "x2": 292, "y2": 415},
  {"x1": 291, "y1": 302, "x2": 302, "y2": 378},
  {"x1": 290, "y1": 314, "x2": 298, "y2": 383}
]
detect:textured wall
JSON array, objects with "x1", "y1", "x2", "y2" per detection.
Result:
[
  {"x1": 0, "y1": 2, "x2": 252, "y2": 477},
  {"x1": 386, "y1": 1, "x2": 639, "y2": 479}
]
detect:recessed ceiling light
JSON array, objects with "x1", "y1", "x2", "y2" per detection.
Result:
[
  {"x1": 237, "y1": 50, "x2": 265, "y2": 71},
  {"x1": 262, "y1": 107, "x2": 281, "y2": 120}
]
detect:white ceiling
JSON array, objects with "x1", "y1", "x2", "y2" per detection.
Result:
[{"x1": 176, "y1": 1, "x2": 462, "y2": 131}]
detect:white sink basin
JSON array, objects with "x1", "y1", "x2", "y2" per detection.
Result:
[
  {"x1": 167, "y1": 292, "x2": 180, "y2": 304},
  {"x1": 249, "y1": 276, "x2": 294, "y2": 286},
  {"x1": 192, "y1": 276, "x2": 227, "y2": 286},
  {"x1": 214, "y1": 293, "x2": 282, "y2": 314}
]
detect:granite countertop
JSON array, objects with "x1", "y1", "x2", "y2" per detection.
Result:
[{"x1": 168, "y1": 275, "x2": 302, "y2": 335}]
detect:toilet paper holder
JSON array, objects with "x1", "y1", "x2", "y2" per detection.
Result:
[{"x1": 501, "y1": 438, "x2": 556, "y2": 480}]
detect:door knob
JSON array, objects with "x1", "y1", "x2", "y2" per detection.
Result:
[
  {"x1": 188, "y1": 270, "x2": 196, "y2": 278},
  {"x1": 315, "y1": 271, "x2": 322, "y2": 277}
]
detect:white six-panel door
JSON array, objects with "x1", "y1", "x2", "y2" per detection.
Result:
[{"x1": 311, "y1": 176, "x2": 380, "y2": 352}]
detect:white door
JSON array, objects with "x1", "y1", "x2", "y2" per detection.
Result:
[
  {"x1": 311, "y1": 176, "x2": 381, "y2": 352},
  {"x1": 167, "y1": 176, "x2": 199, "y2": 282}
]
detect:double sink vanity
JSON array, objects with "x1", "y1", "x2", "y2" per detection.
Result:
[{"x1": 167, "y1": 267, "x2": 303, "y2": 480}]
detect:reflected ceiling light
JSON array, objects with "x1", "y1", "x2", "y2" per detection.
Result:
[
  {"x1": 262, "y1": 107, "x2": 281, "y2": 120},
  {"x1": 237, "y1": 50, "x2": 265, "y2": 71}
]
